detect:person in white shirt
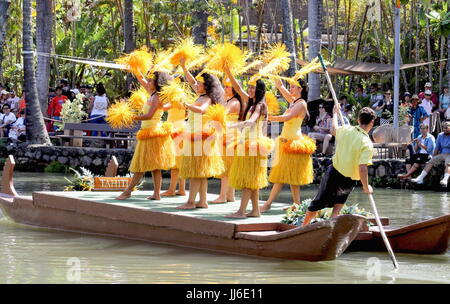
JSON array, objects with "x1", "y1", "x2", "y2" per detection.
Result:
[
  {"x1": 420, "y1": 90, "x2": 434, "y2": 128},
  {"x1": 8, "y1": 109, "x2": 26, "y2": 142},
  {"x1": 7, "y1": 91, "x2": 20, "y2": 115},
  {"x1": 0, "y1": 104, "x2": 17, "y2": 137},
  {"x1": 89, "y1": 83, "x2": 109, "y2": 136}
]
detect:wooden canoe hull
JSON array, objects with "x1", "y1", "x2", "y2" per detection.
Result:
[
  {"x1": 0, "y1": 193, "x2": 366, "y2": 261},
  {"x1": 349, "y1": 214, "x2": 450, "y2": 254}
]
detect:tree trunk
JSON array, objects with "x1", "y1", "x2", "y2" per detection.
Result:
[
  {"x1": 192, "y1": 0, "x2": 208, "y2": 45},
  {"x1": 447, "y1": 35, "x2": 450, "y2": 90},
  {"x1": 426, "y1": 18, "x2": 432, "y2": 83},
  {"x1": 36, "y1": 0, "x2": 52, "y2": 115},
  {"x1": 438, "y1": 36, "x2": 444, "y2": 94},
  {"x1": 255, "y1": 0, "x2": 266, "y2": 55},
  {"x1": 23, "y1": 0, "x2": 51, "y2": 145},
  {"x1": 348, "y1": 4, "x2": 369, "y2": 90},
  {"x1": 281, "y1": 0, "x2": 297, "y2": 76},
  {"x1": 123, "y1": 0, "x2": 135, "y2": 92},
  {"x1": 244, "y1": 0, "x2": 252, "y2": 51},
  {"x1": 415, "y1": 2, "x2": 420, "y2": 92},
  {"x1": 308, "y1": 0, "x2": 322, "y2": 101},
  {"x1": 0, "y1": 0, "x2": 11, "y2": 83}
]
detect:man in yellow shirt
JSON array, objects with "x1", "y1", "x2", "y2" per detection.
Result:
[{"x1": 302, "y1": 106, "x2": 376, "y2": 226}]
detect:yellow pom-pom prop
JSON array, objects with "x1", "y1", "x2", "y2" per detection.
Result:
[
  {"x1": 116, "y1": 46, "x2": 153, "y2": 78},
  {"x1": 170, "y1": 37, "x2": 204, "y2": 66},
  {"x1": 160, "y1": 80, "x2": 196, "y2": 107},
  {"x1": 206, "y1": 43, "x2": 247, "y2": 74},
  {"x1": 265, "y1": 91, "x2": 280, "y2": 115},
  {"x1": 128, "y1": 87, "x2": 149, "y2": 111},
  {"x1": 258, "y1": 43, "x2": 291, "y2": 77},
  {"x1": 294, "y1": 58, "x2": 322, "y2": 80},
  {"x1": 106, "y1": 100, "x2": 136, "y2": 129},
  {"x1": 204, "y1": 104, "x2": 228, "y2": 128}
]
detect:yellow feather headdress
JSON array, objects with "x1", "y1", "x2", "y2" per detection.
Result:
[
  {"x1": 116, "y1": 46, "x2": 153, "y2": 78},
  {"x1": 170, "y1": 37, "x2": 204, "y2": 66}
]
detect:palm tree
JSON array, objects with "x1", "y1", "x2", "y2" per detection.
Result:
[
  {"x1": 0, "y1": 0, "x2": 11, "y2": 83},
  {"x1": 36, "y1": 0, "x2": 53, "y2": 115},
  {"x1": 281, "y1": 0, "x2": 297, "y2": 77},
  {"x1": 192, "y1": 0, "x2": 208, "y2": 45},
  {"x1": 23, "y1": 0, "x2": 51, "y2": 145},
  {"x1": 307, "y1": 0, "x2": 322, "y2": 101},
  {"x1": 123, "y1": 0, "x2": 135, "y2": 91}
]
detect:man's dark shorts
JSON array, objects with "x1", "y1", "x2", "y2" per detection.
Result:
[{"x1": 308, "y1": 165, "x2": 357, "y2": 212}]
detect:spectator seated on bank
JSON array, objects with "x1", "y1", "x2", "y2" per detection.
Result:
[
  {"x1": 308, "y1": 103, "x2": 332, "y2": 157},
  {"x1": 8, "y1": 109, "x2": 26, "y2": 144},
  {"x1": 47, "y1": 86, "x2": 68, "y2": 132},
  {"x1": 0, "y1": 104, "x2": 17, "y2": 137},
  {"x1": 411, "y1": 121, "x2": 450, "y2": 187},
  {"x1": 398, "y1": 124, "x2": 435, "y2": 180}
]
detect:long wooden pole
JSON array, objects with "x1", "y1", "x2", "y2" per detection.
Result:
[{"x1": 368, "y1": 194, "x2": 399, "y2": 269}]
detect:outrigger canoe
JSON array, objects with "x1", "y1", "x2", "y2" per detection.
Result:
[
  {"x1": 0, "y1": 155, "x2": 448, "y2": 260},
  {"x1": 0, "y1": 155, "x2": 365, "y2": 262}
]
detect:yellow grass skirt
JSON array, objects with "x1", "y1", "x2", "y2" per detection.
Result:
[
  {"x1": 268, "y1": 137, "x2": 314, "y2": 185},
  {"x1": 179, "y1": 132, "x2": 225, "y2": 179},
  {"x1": 229, "y1": 155, "x2": 269, "y2": 190},
  {"x1": 228, "y1": 137, "x2": 274, "y2": 190},
  {"x1": 129, "y1": 132, "x2": 176, "y2": 173}
]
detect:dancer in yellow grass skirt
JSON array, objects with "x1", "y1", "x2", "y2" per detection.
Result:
[
  {"x1": 176, "y1": 58, "x2": 225, "y2": 209},
  {"x1": 161, "y1": 102, "x2": 187, "y2": 197},
  {"x1": 224, "y1": 66, "x2": 274, "y2": 218},
  {"x1": 260, "y1": 78, "x2": 315, "y2": 212},
  {"x1": 210, "y1": 77, "x2": 242, "y2": 204},
  {"x1": 115, "y1": 72, "x2": 176, "y2": 200}
]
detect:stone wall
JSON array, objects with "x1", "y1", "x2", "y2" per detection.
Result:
[
  {"x1": 1, "y1": 144, "x2": 448, "y2": 191},
  {"x1": 4, "y1": 144, "x2": 134, "y2": 176}
]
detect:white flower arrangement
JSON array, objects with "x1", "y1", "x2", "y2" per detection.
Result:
[{"x1": 60, "y1": 93, "x2": 88, "y2": 124}]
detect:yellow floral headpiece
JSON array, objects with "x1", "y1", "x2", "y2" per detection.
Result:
[
  {"x1": 248, "y1": 74, "x2": 261, "y2": 86},
  {"x1": 196, "y1": 74, "x2": 205, "y2": 83},
  {"x1": 222, "y1": 77, "x2": 232, "y2": 87}
]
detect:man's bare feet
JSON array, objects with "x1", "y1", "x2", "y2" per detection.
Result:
[
  {"x1": 115, "y1": 192, "x2": 131, "y2": 200},
  {"x1": 176, "y1": 202, "x2": 196, "y2": 210},
  {"x1": 227, "y1": 198, "x2": 235, "y2": 202},
  {"x1": 161, "y1": 190, "x2": 177, "y2": 197},
  {"x1": 195, "y1": 202, "x2": 209, "y2": 208},
  {"x1": 225, "y1": 212, "x2": 247, "y2": 219},
  {"x1": 246, "y1": 211, "x2": 260, "y2": 217},
  {"x1": 176, "y1": 191, "x2": 186, "y2": 196},
  {"x1": 259, "y1": 204, "x2": 271, "y2": 213}
]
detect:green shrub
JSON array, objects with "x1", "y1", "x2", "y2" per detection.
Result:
[{"x1": 44, "y1": 161, "x2": 70, "y2": 173}]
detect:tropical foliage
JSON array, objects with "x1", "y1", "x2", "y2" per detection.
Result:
[
  {"x1": 282, "y1": 198, "x2": 373, "y2": 226},
  {"x1": 0, "y1": 0, "x2": 449, "y2": 102}
]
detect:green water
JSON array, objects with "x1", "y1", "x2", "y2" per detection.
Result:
[{"x1": 0, "y1": 172, "x2": 448, "y2": 284}]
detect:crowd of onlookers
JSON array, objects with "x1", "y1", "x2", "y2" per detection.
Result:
[
  {"x1": 306, "y1": 82, "x2": 450, "y2": 187},
  {"x1": 0, "y1": 78, "x2": 110, "y2": 143},
  {"x1": 46, "y1": 79, "x2": 110, "y2": 133},
  {"x1": 0, "y1": 84, "x2": 26, "y2": 143}
]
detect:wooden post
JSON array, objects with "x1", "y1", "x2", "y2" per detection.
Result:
[
  {"x1": 105, "y1": 156, "x2": 119, "y2": 177},
  {"x1": 1, "y1": 155, "x2": 18, "y2": 196},
  {"x1": 72, "y1": 129, "x2": 83, "y2": 147}
]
